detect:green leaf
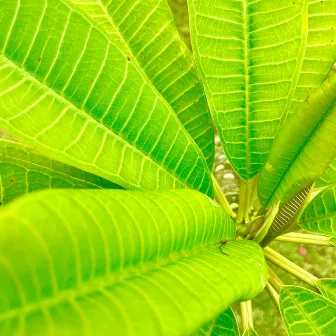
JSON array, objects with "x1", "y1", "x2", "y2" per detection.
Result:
[
  {"x1": 195, "y1": 308, "x2": 239, "y2": 336},
  {"x1": 280, "y1": 286, "x2": 336, "y2": 336},
  {"x1": 258, "y1": 74, "x2": 336, "y2": 207},
  {"x1": 0, "y1": 0, "x2": 213, "y2": 196},
  {"x1": 188, "y1": 0, "x2": 308, "y2": 180},
  {"x1": 0, "y1": 139, "x2": 120, "y2": 204},
  {"x1": 289, "y1": 0, "x2": 336, "y2": 115},
  {"x1": 300, "y1": 183, "x2": 336, "y2": 237},
  {"x1": 316, "y1": 155, "x2": 336, "y2": 188},
  {"x1": 0, "y1": 189, "x2": 267, "y2": 335},
  {"x1": 316, "y1": 279, "x2": 336, "y2": 303},
  {"x1": 68, "y1": 0, "x2": 214, "y2": 168}
]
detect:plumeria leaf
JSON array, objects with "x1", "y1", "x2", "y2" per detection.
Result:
[
  {"x1": 0, "y1": 139, "x2": 120, "y2": 204},
  {"x1": 300, "y1": 183, "x2": 336, "y2": 237},
  {"x1": 0, "y1": 189, "x2": 267, "y2": 335},
  {"x1": 188, "y1": 0, "x2": 308, "y2": 180},
  {"x1": 0, "y1": 0, "x2": 213, "y2": 196},
  {"x1": 280, "y1": 286, "x2": 336, "y2": 336}
]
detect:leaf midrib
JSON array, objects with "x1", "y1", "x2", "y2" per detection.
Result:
[{"x1": 1, "y1": 55, "x2": 191, "y2": 190}]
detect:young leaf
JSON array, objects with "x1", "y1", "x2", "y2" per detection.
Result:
[
  {"x1": 69, "y1": 0, "x2": 215, "y2": 167},
  {"x1": 316, "y1": 155, "x2": 336, "y2": 188},
  {"x1": 289, "y1": 0, "x2": 336, "y2": 115},
  {"x1": 0, "y1": 0, "x2": 213, "y2": 196},
  {"x1": 300, "y1": 184, "x2": 336, "y2": 237},
  {"x1": 280, "y1": 286, "x2": 336, "y2": 336},
  {"x1": 316, "y1": 279, "x2": 336, "y2": 303},
  {"x1": 188, "y1": 0, "x2": 308, "y2": 180},
  {"x1": 0, "y1": 189, "x2": 268, "y2": 335},
  {"x1": 0, "y1": 139, "x2": 120, "y2": 204},
  {"x1": 258, "y1": 74, "x2": 336, "y2": 207},
  {"x1": 194, "y1": 308, "x2": 239, "y2": 336}
]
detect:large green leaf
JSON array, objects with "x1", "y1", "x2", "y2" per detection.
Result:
[
  {"x1": 0, "y1": 0, "x2": 213, "y2": 196},
  {"x1": 316, "y1": 155, "x2": 336, "y2": 188},
  {"x1": 316, "y1": 279, "x2": 336, "y2": 303},
  {"x1": 299, "y1": 184, "x2": 336, "y2": 237},
  {"x1": 188, "y1": 0, "x2": 308, "y2": 180},
  {"x1": 280, "y1": 286, "x2": 336, "y2": 336},
  {"x1": 69, "y1": 0, "x2": 214, "y2": 167},
  {"x1": 0, "y1": 139, "x2": 120, "y2": 204},
  {"x1": 289, "y1": 0, "x2": 336, "y2": 115},
  {"x1": 0, "y1": 189, "x2": 267, "y2": 335},
  {"x1": 258, "y1": 74, "x2": 336, "y2": 207},
  {"x1": 195, "y1": 308, "x2": 239, "y2": 336}
]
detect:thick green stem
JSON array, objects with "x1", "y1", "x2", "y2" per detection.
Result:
[
  {"x1": 240, "y1": 300, "x2": 254, "y2": 330},
  {"x1": 264, "y1": 247, "x2": 318, "y2": 288},
  {"x1": 268, "y1": 267, "x2": 284, "y2": 293},
  {"x1": 212, "y1": 175, "x2": 236, "y2": 218},
  {"x1": 265, "y1": 283, "x2": 280, "y2": 312},
  {"x1": 275, "y1": 232, "x2": 334, "y2": 246},
  {"x1": 237, "y1": 180, "x2": 247, "y2": 224}
]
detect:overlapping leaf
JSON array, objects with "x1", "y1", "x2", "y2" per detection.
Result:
[
  {"x1": 0, "y1": 0, "x2": 213, "y2": 196},
  {"x1": 69, "y1": 0, "x2": 214, "y2": 167},
  {"x1": 300, "y1": 184, "x2": 336, "y2": 237},
  {"x1": 0, "y1": 189, "x2": 267, "y2": 335},
  {"x1": 258, "y1": 74, "x2": 336, "y2": 207},
  {"x1": 188, "y1": 0, "x2": 308, "y2": 180},
  {"x1": 290, "y1": 0, "x2": 336, "y2": 115},
  {"x1": 280, "y1": 286, "x2": 336, "y2": 335},
  {"x1": 195, "y1": 308, "x2": 239, "y2": 336},
  {"x1": 316, "y1": 155, "x2": 336, "y2": 188},
  {"x1": 0, "y1": 139, "x2": 120, "y2": 204},
  {"x1": 317, "y1": 279, "x2": 336, "y2": 303}
]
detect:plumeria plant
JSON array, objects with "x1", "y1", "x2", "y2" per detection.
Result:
[{"x1": 0, "y1": 0, "x2": 336, "y2": 335}]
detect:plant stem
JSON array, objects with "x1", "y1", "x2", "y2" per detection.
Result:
[
  {"x1": 240, "y1": 300, "x2": 254, "y2": 330},
  {"x1": 212, "y1": 175, "x2": 236, "y2": 218},
  {"x1": 275, "y1": 232, "x2": 334, "y2": 246},
  {"x1": 268, "y1": 266, "x2": 284, "y2": 293},
  {"x1": 264, "y1": 247, "x2": 318, "y2": 288},
  {"x1": 265, "y1": 283, "x2": 280, "y2": 312},
  {"x1": 237, "y1": 180, "x2": 247, "y2": 223}
]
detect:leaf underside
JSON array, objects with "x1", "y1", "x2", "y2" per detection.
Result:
[
  {"x1": 316, "y1": 155, "x2": 336, "y2": 188},
  {"x1": 188, "y1": 0, "x2": 308, "y2": 180},
  {"x1": 280, "y1": 286, "x2": 336, "y2": 336},
  {"x1": 0, "y1": 0, "x2": 213, "y2": 196},
  {"x1": 300, "y1": 183, "x2": 336, "y2": 237},
  {"x1": 0, "y1": 139, "x2": 121, "y2": 204},
  {"x1": 68, "y1": 0, "x2": 215, "y2": 167},
  {"x1": 258, "y1": 74, "x2": 336, "y2": 207},
  {"x1": 0, "y1": 189, "x2": 267, "y2": 335}
]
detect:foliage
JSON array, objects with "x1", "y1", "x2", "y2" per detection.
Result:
[{"x1": 0, "y1": 0, "x2": 336, "y2": 335}]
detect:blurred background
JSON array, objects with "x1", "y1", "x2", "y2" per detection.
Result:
[{"x1": 167, "y1": 0, "x2": 336, "y2": 335}]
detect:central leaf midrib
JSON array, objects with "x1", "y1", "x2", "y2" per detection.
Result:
[
  {"x1": 1, "y1": 55, "x2": 192, "y2": 190},
  {"x1": 243, "y1": 0, "x2": 251, "y2": 180}
]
